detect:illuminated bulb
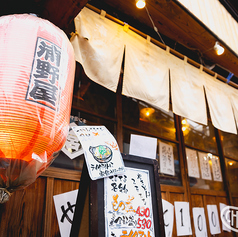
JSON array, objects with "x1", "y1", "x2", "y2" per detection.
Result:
[
  {"x1": 181, "y1": 119, "x2": 187, "y2": 125},
  {"x1": 182, "y1": 127, "x2": 186, "y2": 131},
  {"x1": 146, "y1": 111, "x2": 150, "y2": 116},
  {"x1": 228, "y1": 161, "x2": 234, "y2": 166},
  {"x1": 214, "y1": 41, "x2": 224, "y2": 55},
  {"x1": 136, "y1": 0, "x2": 146, "y2": 9}
]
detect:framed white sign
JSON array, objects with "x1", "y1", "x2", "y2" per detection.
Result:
[
  {"x1": 104, "y1": 167, "x2": 155, "y2": 237},
  {"x1": 73, "y1": 126, "x2": 125, "y2": 180},
  {"x1": 159, "y1": 141, "x2": 175, "y2": 176},
  {"x1": 198, "y1": 152, "x2": 212, "y2": 180},
  {"x1": 174, "y1": 201, "x2": 192, "y2": 236},
  {"x1": 186, "y1": 148, "x2": 200, "y2": 178}
]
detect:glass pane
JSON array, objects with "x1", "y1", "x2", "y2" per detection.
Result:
[
  {"x1": 225, "y1": 158, "x2": 238, "y2": 194},
  {"x1": 122, "y1": 96, "x2": 176, "y2": 141},
  {"x1": 51, "y1": 152, "x2": 84, "y2": 171},
  {"x1": 221, "y1": 131, "x2": 238, "y2": 159},
  {"x1": 182, "y1": 118, "x2": 217, "y2": 154},
  {"x1": 123, "y1": 128, "x2": 182, "y2": 186},
  {"x1": 73, "y1": 69, "x2": 116, "y2": 118},
  {"x1": 71, "y1": 110, "x2": 116, "y2": 138},
  {"x1": 188, "y1": 149, "x2": 224, "y2": 191}
]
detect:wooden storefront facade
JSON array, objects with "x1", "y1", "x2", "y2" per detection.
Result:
[
  {"x1": 1, "y1": 1, "x2": 238, "y2": 237},
  {"x1": 0, "y1": 62, "x2": 237, "y2": 237}
]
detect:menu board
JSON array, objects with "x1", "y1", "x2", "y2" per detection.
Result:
[
  {"x1": 80, "y1": 154, "x2": 165, "y2": 237},
  {"x1": 104, "y1": 167, "x2": 155, "y2": 237}
]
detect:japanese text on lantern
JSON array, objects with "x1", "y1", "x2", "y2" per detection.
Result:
[
  {"x1": 26, "y1": 37, "x2": 62, "y2": 111},
  {"x1": 104, "y1": 167, "x2": 155, "y2": 237}
]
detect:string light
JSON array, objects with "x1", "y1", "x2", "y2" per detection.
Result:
[
  {"x1": 136, "y1": 0, "x2": 146, "y2": 9},
  {"x1": 214, "y1": 41, "x2": 224, "y2": 55}
]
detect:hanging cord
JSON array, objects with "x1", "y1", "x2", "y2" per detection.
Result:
[
  {"x1": 145, "y1": 5, "x2": 165, "y2": 45},
  {"x1": 0, "y1": 188, "x2": 11, "y2": 203}
]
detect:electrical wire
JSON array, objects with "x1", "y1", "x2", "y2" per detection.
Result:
[{"x1": 145, "y1": 5, "x2": 165, "y2": 45}]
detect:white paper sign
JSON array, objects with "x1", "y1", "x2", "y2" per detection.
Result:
[
  {"x1": 192, "y1": 207, "x2": 208, "y2": 237},
  {"x1": 186, "y1": 148, "x2": 200, "y2": 178},
  {"x1": 174, "y1": 201, "x2": 192, "y2": 236},
  {"x1": 73, "y1": 126, "x2": 125, "y2": 180},
  {"x1": 53, "y1": 189, "x2": 78, "y2": 237},
  {"x1": 61, "y1": 123, "x2": 84, "y2": 159},
  {"x1": 211, "y1": 155, "x2": 223, "y2": 182},
  {"x1": 219, "y1": 203, "x2": 231, "y2": 232},
  {"x1": 104, "y1": 167, "x2": 155, "y2": 237},
  {"x1": 129, "y1": 134, "x2": 157, "y2": 159},
  {"x1": 159, "y1": 141, "x2": 175, "y2": 176},
  {"x1": 162, "y1": 199, "x2": 174, "y2": 237},
  {"x1": 207, "y1": 204, "x2": 221, "y2": 235},
  {"x1": 198, "y1": 152, "x2": 212, "y2": 180}
]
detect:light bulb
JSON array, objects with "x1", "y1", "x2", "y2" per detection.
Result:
[
  {"x1": 136, "y1": 0, "x2": 146, "y2": 9},
  {"x1": 214, "y1": 41, "x2": 224, "y2": 55}
]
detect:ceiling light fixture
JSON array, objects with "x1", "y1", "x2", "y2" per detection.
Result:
[
  {"x1": 214, "y1": 41, "x2": 224, "y2": 55},
  {"x1": 136, "y1": 0, "x2": 146, "y2": 9}
]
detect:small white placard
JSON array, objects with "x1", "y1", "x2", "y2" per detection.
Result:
[
  {"x1": 198, "y1": 152, "x2": 212, "y2": 180},
  {"x1": 186, "y1": 148, "x2": 200, "y2": 178},
  {"x1": 61, "y1": 123, "x2": 84, "y2": 159},
  {"x1": 219, "y1": 203, "x2": 231, "y2": 232},
  {"x1": 211, "y1": 155, "x2": 223, "y2": 182},
  {"x1": 192, "y1": 207, "x2": 208, "y2": 237},
  {"x1": 162, "y1": 199, "x2": 174, "y2": 237},
  {"x1": 53, "y1": 189, "x2": 78, "y2": 237},
  {"x1": 207, "y1": 204, "x2": 221, "y2": 235},
  {"x1": 129, "y1": 134, "x2": 157, "y2": 159},
  {"x1": 73, "y1": 126, "x2": 125, "y2": 180},
  {"x1": 159, "y1": 141, "x2": 175, "y2": 176},
  {"x1": 174, "y1": 201, "x2": 192, "y2": 236}
]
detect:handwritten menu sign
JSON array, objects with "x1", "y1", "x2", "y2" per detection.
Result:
[
  {"x1": 211, "y1": 155, "x2": 223, "y2": 182},
  {"x1": 198, "y1": 152, "x2": 212, "y2": 180},
  {"x1": 186, "y1": 148, "x2": 200, "y2": 178},
  {"x1": 72, "y1": 126, "x2": 125, "y2": 180},
  {"x1": 159, "y1": 141, "x2": 175, "y2": 176},
  {"x1": 104, "y1": 167, "x2": 155, "y2": 237}
]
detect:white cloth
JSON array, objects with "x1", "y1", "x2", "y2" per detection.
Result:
[
  {"x1": 122, "y1": 29, "x2": 170, "y2": 112},
  {"x1": 204, "y1": 73, "x2": 237, "y2": 134},
  {"x1": 178, "y1": 0, "x2": 238, "y2": 55},
  {"x1": 70, "y1": 7, "x2": 125, "y2": 92},
  {"x1": 170, "y1": 56, "x2": 207, "y2": 125},
  {"x1": 226, "y1": 85, "x2": 238, "y2": 129},
  {"x1": 71, "y1": 7, "x2": 238, "y2": 135}
]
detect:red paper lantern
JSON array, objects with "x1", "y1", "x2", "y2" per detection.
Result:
[{"x1": 0, "y1": 14, "x2": 75, "y2": 202}]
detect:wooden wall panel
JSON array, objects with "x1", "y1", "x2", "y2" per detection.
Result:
[
  {"x1": 191, "y1": 194, "x2": 203, "y2": 207},
  {"x1": 0, "y1": 177, "x2": 46, "y2": 237}
]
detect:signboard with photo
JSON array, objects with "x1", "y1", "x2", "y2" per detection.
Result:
[{"x1": 72, "y1": 125, "x2": 125, "y2": 180}]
